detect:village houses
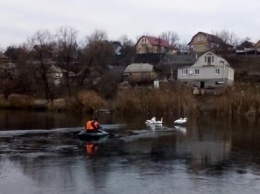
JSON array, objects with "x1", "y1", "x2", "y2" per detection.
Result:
[
  {"x1": 131, "y1": 33, "x2": 235, "y2": 93},
  {"x1": 2, "y1": 31, "x2": 244, "y2": 93}
]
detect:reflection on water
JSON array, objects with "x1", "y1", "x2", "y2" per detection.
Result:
[
  {"x1": 0, "y1": 111, "x2": 260, "y2": 194},
  {"x1": 173, "y1": 125, "x2": 187, "y2": 134},
  {"x1": 0, "y1": 110, "x2": 84, "y2": 130}
]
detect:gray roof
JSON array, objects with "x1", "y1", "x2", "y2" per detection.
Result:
[
  {"x1": 124, "y1": 63, "x2": 154, "y2": 73},
  {"x1": 162, "y1": 55, "x2": 196, "y2": 65}
]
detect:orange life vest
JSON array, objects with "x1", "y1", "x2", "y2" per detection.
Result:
[{"x1": 86, "y1": 120, "x2": 94, "y2": 130}]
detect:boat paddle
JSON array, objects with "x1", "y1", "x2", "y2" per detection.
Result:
[{"x1": 98, "y1": 127, "x2": 115, "y2": 137}]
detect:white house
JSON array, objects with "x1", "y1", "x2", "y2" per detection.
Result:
[{"x1": 177, "y1": 51, "x2": 234, "y2": 89}]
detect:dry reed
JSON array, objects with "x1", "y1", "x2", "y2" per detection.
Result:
[
  {"x1": 214, "y1": 83, "x2": 260, "y2": 116},
  {"x1": 7, "y1": 94, "x2": 33, "y2": 109},
  {"x1": 75, "y1": 90, "x2": 107, "y2": 113},
  {"x1": 115, "y1": 84, "x2": 197, "y2": 116}
]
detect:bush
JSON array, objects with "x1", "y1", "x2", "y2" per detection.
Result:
[{"x1": 75, "y1": 90, "x2": 107, "y2": 113}]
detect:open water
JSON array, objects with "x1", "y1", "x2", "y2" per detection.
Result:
[{"x1": 0, "y1": 110, "x2": 260, "y2": 194}]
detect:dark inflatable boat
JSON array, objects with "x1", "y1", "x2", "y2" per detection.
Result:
[{"x1": 77, "y1": 130, "x2": 109, "y2": 141}]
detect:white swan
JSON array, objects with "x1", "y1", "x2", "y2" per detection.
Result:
[
  {"x1": 145, "y1": 117, "x2": 163, "y2": 124},
  {"x1": 174, "y1": 117, "x2": 187, "y2": 125}
]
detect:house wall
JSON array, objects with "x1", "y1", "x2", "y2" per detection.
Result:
[
  {"x1": 227, "y1": 68, "x2": 234, "y2": 85},
  {"x1": 177, "y1": 66, "x2": 233, "y2": 88},
  {"x1": 192, "y1": 52, "x2": 223, "y2": 67},
  {"x1": 136, "y1": 37, "x2": 176, "y2": 54},
  {"x1": 124, "y1": 72, "x2": 157, "y2": 83},
  {"x1": 255, "y1": 41, "x2": 260, "y2": 49},
  {"x1": 255, "y1": 41, "x2": 260, "y2": 53},
  {"x1": 189, "y1": 33, "x2": 210, "y2": 53},
  {"x1": 177, "y1": 52, "x2": 234, "y2": 88},
  {"x1": 136, "y1": 37, "x2": 155, "y2": 54}
]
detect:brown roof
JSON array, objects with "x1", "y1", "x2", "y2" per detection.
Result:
[
  {"x1": 188, "y1": 32, "x2": 225, "y2": 45},
  {"x1": 138, "y1": 36, "x2": 174, "y2": 49}
]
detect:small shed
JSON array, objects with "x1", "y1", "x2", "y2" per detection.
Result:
[{"x1": 123, "y1": 63, "x2": 157, "y2": 84}]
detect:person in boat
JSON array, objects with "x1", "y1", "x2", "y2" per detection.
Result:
[
  {"x1": 93, "y1": 118, "x2": 101, "y2": 131},
  {"x1": 85, "y1": 118, "x2": 96, "y2": 132},
  {"x1": 85, "y1": 118, "x2": 100, "y2": 133}
]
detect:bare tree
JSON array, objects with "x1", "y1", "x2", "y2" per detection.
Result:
[
  {"x1": 86, "y1": 29, "x2": 108, "y2": 43},
  {"x1": 178, "y1": 41, "x2": 189, "y2": 54},
  {"x1": 77, "y1": 30, "x2": 114, "y2": 88},
  {"x1": 159, "y1": 31, "x2": 179, "y2": 47},
  {"x1": 4, "y1": 46, "x2": 25, "y2": 62},
  {"x1": 118, "y1": 35, "x2": 135, "y2": 64},
  {"x1": 213, "y1": 29, "x2": 240, "y2": 47},
  {"x1": 1, "y1": 44, "x2": 42, "y2": 98},
  {"x1": 55, "y1": 26, "x2": 78, "y2": 97},
  {"x1": 29, "y1": 29, "x2": 54, "y2": 102}
]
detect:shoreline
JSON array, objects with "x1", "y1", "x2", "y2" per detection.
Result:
[{"x1": 0, "y1": 94, "x2": 259, "y2": 117}]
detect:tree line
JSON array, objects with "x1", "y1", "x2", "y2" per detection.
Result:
[
  {"x1": 0, "y1": 27, "x2": 251, "y2": 102},
  {"x1": 1, "y1": 27, "x2": 136, "y2": 101}
]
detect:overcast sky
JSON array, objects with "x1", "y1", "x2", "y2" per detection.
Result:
[{"x1": 1, "y1": 0, "x2": 260, "y2": 50}]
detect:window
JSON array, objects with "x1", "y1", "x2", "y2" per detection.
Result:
[
  {"x1": 215, "y1": 69, "x2": 220, "y2": 75},
  {"x1": 205, "y1": 56, "x2": 214, "y2": 65},
  {"x1": 195, "y1": 69, "x2": 200, "y2": 75},
  {"x1": 182, "y1": 69, "x2": 188, "y2": 75},
  {"x1": 198, "y1": 36, "x2": 203, "y2": 41}
]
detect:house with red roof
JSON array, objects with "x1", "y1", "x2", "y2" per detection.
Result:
[{"x1": 135, "y1": 35, "x2": 177, "y2": 54}]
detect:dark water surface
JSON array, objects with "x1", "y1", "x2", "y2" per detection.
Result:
[{"x1": 1, "y1": 110, "x2": 260, "y2": 194}]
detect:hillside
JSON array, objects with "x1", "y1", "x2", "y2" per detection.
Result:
[{"x1": 225, "y1": 55, "x2": 260, "y2": 83}]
